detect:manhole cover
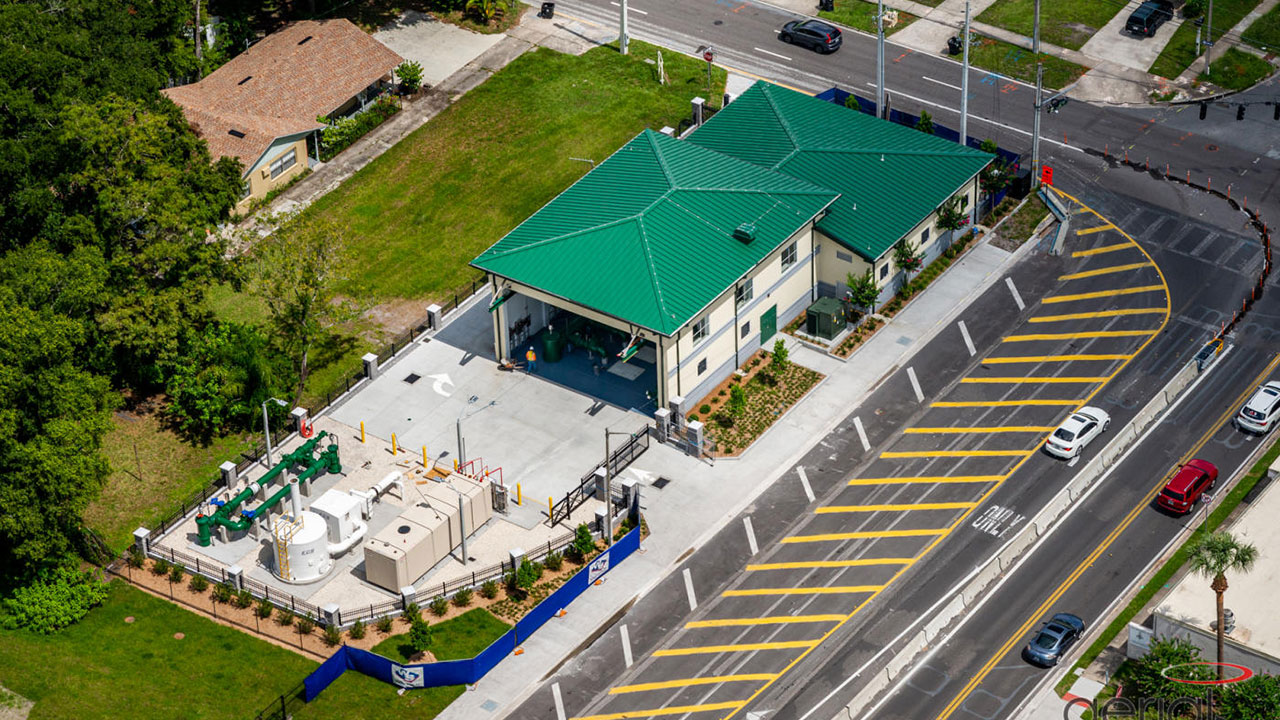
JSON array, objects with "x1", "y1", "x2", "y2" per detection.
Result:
[
  {"x1": 1205, "y1": 143, "x2": 1218, "y2": 152},
  {"x1": 398, "y1": 525, "x2": 412, "y2": 534},
  {"x1": 652, "y1": 477, "x2": 671, "y2": 489},
  {"x1": 404, "y1": 373, "x2": 421, "y2": 384}
]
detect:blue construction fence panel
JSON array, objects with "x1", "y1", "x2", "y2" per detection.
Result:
[{"x1": 301, "y1": 525, "x2": 644, "y2": 701}]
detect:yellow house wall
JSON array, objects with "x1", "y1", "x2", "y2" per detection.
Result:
[{"x1": 234, "y1": 136, "x2": 309, "y2": 212}]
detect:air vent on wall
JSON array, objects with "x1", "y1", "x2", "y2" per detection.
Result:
[{"x1": 733, "y1": 223, "x2": 756, "y2": 243}]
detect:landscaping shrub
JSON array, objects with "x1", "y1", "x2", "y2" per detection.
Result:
[
  {"x1": 209, "y1": 581, "x2": 232, "y2": 603},
  {"x1": 408, "y1": 616, "x2": 432, "y2": 653},
  {"x1": 544, "y1": 550, "x2": 563, "y2": 572},
  {"x1": 255, "y1": 598, "x2": 274, "y2": 619},
  {"x1": 375, "y1": 615, "x2": 394, "y2": 634},
  {"x1": 126, "y1": 546, "x2": 145, "y2": 569},
  {"x1": 297, "y1": 613, "x2": 315, "y2": 635},
  {"x1": 402, "y1": 602, "x2": 420, "y2": 623},
  {"x1": 452, "y1": 587, "x2": 473, "y2": 607},
  {"x1": 0, "y1": 566, "x2": 109, "y2": 634},
  {"x1": 188, "y1": 574, "x2": 209, "y2": 594},
  {"x1": 688, "y1": 413, "x2": 699, "y2": 422},
  {"x1": 429, "y1": 595, "x2": 449, "y2": 616},
  {"x1": 480, "y1": 579, "x2": 500, "y2": 599},
  {"x1": 276, "y1": 608, "x2": 295, "y2": 627},
  {"x1": 322, "y1": 624, "x2": 342, "y2": 647},
  {"x1": 770, "y1": 339, "x2": 789, "y2": 371},
  {"x1": 571, "y1": 523, "x2": 596, "y2": 562},
  {"x1": 150, "y1": 558, "x2": 170, "y2": 576},
  {"x1": 168, "y1": 564, "x2": 185, "y2": 584},
  {"x1": 349, "y1": 619, "x2": 367, "y2": 639},
  {"x1": 699, "y1": 404, "x2": 712, "y2": 414},
  {"x1": 396, "y1": 60, "x2": 424, "y2": 93},
  {"x1": 318, "y1": 96, "x2": 401, "y2": 161},
  {"x1": 234, "y1": 589, "x2": 254, "y2": 609}
]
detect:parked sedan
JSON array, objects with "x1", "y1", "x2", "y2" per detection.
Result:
[
  {"x1": 1024, "y1": 613, "x2": 1086, "y2": 667},
  {"x1": 1156, "y1": 459, "x2": 1218, "y2": 514},
  {"x1": 1236, "y1": 381, "x2": 1280, "y2": 434},
  {"x1": 1044, "y1": 407, "x2": 1111, "y2": 459},
  {"x1": 779, "y1": 19, "x2": 843, "y2": 54}
]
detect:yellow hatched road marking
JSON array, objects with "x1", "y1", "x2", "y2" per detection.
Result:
[
  {"x1": 1043, "y1": 285, "x2": 1164, "y2": 303},
  {"x1": 1003, "y1": 330, "x2": 1155, "y2": 342},
  {"x1": 685, "y1": 615, "x2": 845, "y2": 627},
  {"x1": 959, "y1": 377, "x2": 1106, "y2": 384},
  {"x1": 982, "y1": 354, "x2": 1131, "y2": 364},
  {"x1": 1075, "y1": 224, "x2": 1115, "y2": 235},
  {"x1": 1071, "y1": 242, "x2": 1134, "y2": 257},
  {"x1": 1029, "y1": 308, "x2": 1165, "y2": 322},
  {"x1": 817, "y1": 502, "x2": 976, "y2": 513},
  {"x1": 654, "y1": 640, "x2": 817, "y2": 657},
  {"x1": 930, "y1": 400, "x2": 1080, "y2": 408},
  {"x1": 723, "y1": 586, "x2": 883, "y2": 597},
  {"x1": 609, "y1": 675, "x2": 779, "y2": 695},
  {"x1": 782, "y1": 528, "x2": 948, "y2": 543},
  {"x1": 847, "y1": 475, "x2": 1003, "y2": 485},
  {"x1": 904, "y1": 425, "x2": 1057, "y2": 433},
  {"x1": 880, "y1": 448, "x2": 1033, "y2": 457},
  {"x1": 572, "y1": 700, "x2": 746, "y2": 720},
  {"x1": 1057, "y1": 262, "x2": 1152, "y2": 280},
  {"x1": 746, "y1": 559, "x2": 914, "y2": 571}
]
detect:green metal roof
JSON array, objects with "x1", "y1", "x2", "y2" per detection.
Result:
[
  {"x1": 686, "y1": 82, "x2": 993, "y2": 261},
  {"x1": 471, "y1": 129, "x2": 839, "y2": 336}
]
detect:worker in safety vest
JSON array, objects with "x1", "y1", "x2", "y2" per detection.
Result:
[{"x1": 525, "y1": 346, "x2": 537, "y2": 374}]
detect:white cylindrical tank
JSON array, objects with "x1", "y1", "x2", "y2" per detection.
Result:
[{"x1": 273, "y1": 511, "x2": 333, "y2": 584}]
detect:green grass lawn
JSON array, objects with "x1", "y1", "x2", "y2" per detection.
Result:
[
  {"x1": 977, "y1": 0, "x2": 1125, "y2": 50},
  {"x1": 371, "y1": 608, "x2": 511, "y2": 663},
  {"x1": 1151, "y1": 0, "x2": 1265, "y2": 78},
  {"x1": 967, "y1": 37, "x2": 1089, "y2": 89},
  {"x1": 819, "y1": 1, "x2": 918, "y2": 36},
  {"x1": 1243, "y1": 2, "x2": 1280, "y2": 50},
  {"x1": 1197, "y1": 46, "x2": 1276, "y2": 90}
]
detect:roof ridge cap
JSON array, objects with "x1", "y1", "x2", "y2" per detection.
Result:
[
  {"x1": 630, "y1": 214, "x2": 676, "y2": 329},
  {"x1": 760, "y1": 85, "x2": 802, "y2": 167},
  {"x1": 646, "y1": 130, "x2": 678, "y2": 188}
]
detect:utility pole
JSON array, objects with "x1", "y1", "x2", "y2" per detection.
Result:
[
  {"x1": 194, "y1": 0, "x2": 202, "y2": 61},
  {"x1": 876, "y1": 0, "x2": 886, "y2": 118},
  {"x1": 620, "y1": 0, "x2": 629, "y2": 55},
  {"x1": 1031, "y1": 0, "x2": 1043, "y2": 185},
  {"x1": 604, "y1": 430, "x2": 613, "y2": 547},
  {"x1": 960, "y1": 0, "x2": 971, "y2": 144},
  {"x1": 1204, "y1": 0, "x2": 1215, "y2": 76}
]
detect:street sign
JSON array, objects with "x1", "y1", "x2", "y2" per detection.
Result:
[
  {"x1": 703, "y1": 49, "x2": 714, "y2": 62},
  {"x1": 1041, "y1": 165, "x2": 1054, "y2": 186}
]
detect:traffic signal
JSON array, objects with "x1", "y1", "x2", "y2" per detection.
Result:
[
  {"x1": 1274, "y1": 103, "x2": 1279, "y2": 121},
  {"x1": 1237, "y1": 105, "x2": 1246, "y2": 121},
  {"x1": 1199, "y1": 102, "x2": 1207, "y2": 120}
]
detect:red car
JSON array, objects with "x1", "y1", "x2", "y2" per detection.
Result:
[{"x1": 1156, "y1": 459, "x2": 1218, "y2": 514}]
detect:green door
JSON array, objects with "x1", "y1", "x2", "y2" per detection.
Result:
[{"x1": 761, "y1": 305, "x2": 777, "y2": 344}]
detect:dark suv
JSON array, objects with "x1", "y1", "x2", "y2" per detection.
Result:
[
  {"x1": 1125, "y1": 1, "x2": 1174, "y2": 37},
  {"x1": 780, "y1": 19, "x2": 843, "y2": 54}
]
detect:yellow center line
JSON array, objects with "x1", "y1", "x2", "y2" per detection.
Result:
[
  {"x1": 782, "y1": 528, "x2": 948, "y2": 543},
  {"x1": 932, "y1": 352, "x2": 1280, "y2": 720},
  {"x1": 1042, "y1": 285, "x2": 1164, "y2": 303},
  {"x1": 685, "y1": 615, "x2": 845, "y2": 628},
  {"x1": 982, "y1": 354, "x2": 1132, "y2": 364},
  {"x1": 1071, "y1": 241, "x2": 1134, "y2": 257},
  {"x1": 817, "y1": 502, "x2": 976, "y2": 513},
  {"x1": 719, "y1": 187, "x2": 1172, "y2": 720},
  {"x1": 930, "y1": 400, "x2": 1081, "y2": 408},
  {"x1": 653, "y1": 640, "x2": 817, "y2": 657},
  {"x1": 723, "y1": 585, "x2": 884, "y2": 597},
  {"x1": 959, "y1": 377, "x2": 1107, "y2": 384},
  {"x1": 745, "y1": 559, "x2": 915, "y2": 571},
  {"x1": 1003, "y1": 330, "x2": 1155, "y2": 342},
  {"x1": 880, "y1": 448, "x2": 1033, "y2": 457},
  {"x1": 847, "y1": 475, "x2": 1004, "y2": 485},
  {"x1": 1029, "y1": 307, "x2": 1166, "y2": 322},
  {"x1": 610, "y1": 675, "x2": 779, "y2": 695},
  {"x1": 573, "y1": 700, "x2": 747, "y2": 720},
  {"x1": 1057, "y1": 261, "x2": 1152, "y2": 280},
  {"x1": 1074, "y1": 223, "x2": 1115, "y2": 235}
]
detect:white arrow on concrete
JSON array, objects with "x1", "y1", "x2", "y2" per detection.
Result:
[{"x1": 427, "y1": 373, "x2": 454, "y2": 397}]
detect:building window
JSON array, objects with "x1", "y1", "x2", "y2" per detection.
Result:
[
  {"x1": 922, "y1": 228, "x2": 931, "y2": 246},
  {"x1": 961, "y1": 194, "x2": 969, "y2": 209},
  {"x1": 781, "y1": 242, "x2": 797, "y2": 269},
  {"x1": 240, "y1": 181, "x2": 252, "y2": 200},
  {"x1": 879, "y1": 263, "x2": 889, "y2": 279},
  {"x1": 741, "y1": 321, "x2": 751, "y2": 339},
  {"x1": 692, "y1": 316, "x2": 709, "y2": 344},
  {"x1": 836, "y1": 251, "x2": 853, "y2": 263},
  {"x1": 697, "y1": 358, "x2": 707, "y2": 375},
  {"x1": 735, "y1": 279, "x2": 753, "y2": 308},
  {"x1": 270, "y1": 148, "x2": 297, "y2": 179}
]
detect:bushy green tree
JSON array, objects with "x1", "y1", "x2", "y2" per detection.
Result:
[
  {"x1": 1121, "y1": 637, "x2": 1210, "y2": 704},
  {"x1": 0, "y1": 567, "x2": 110, "y2": 634},
  {"x1": 845, "y1": 268, "x2": 879, "y2": 313},
  {"x1": 408, "y1": 616, "x2": 432, "y2": 654},
  {"x1": 1219, "y1": 674, "x2": 1280, "y2": 720},
  {"x1": 770, "y1": 339, "x2": 789, "y2": 371},
  {"x1": 166, "y1": 321, "x2": 282, "y2": 442},
  {"x1": 915, "y1": 110, "x2": 934, "y2": 134},
  {"x1": 397, "y1": 60, "x2": 424, "y2": 93}
]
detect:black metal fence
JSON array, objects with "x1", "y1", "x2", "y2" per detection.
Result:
[
  {"x1": 249, "y1": 681, "x2": 307, "y2": 720},
  {"x1": 549, "y1": 427, "x2": 650, "y2": 526}
]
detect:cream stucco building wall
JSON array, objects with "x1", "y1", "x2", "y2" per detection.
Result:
[{"x1": 235, "y1": 134, "x2": 311, "y2": 212}]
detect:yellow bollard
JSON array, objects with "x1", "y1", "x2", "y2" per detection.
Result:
[
  {"x1": 360, "y1": 421, "x2": 366, "y2": 443},
  {"x1": 453, "y1": 458, "x2": 458, "y2": 471},
  {"x1": 391, "y1": 433, "x2": 398, "y2": 455},
  {"x1": 422, "y1": 446, "x2": 428, "y2": 468},
  {"x1": 516, "y1": 483, "x2": 522, "y2": 506},
  {"x1": 549, "y1": 496, "x2": 554, "y2": 517}
]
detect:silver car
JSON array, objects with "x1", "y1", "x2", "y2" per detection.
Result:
[
  {"x1": 1236, "y1": 381, "x2": 1280, "y2": 434},
  {"x1": 1045, "y1": 407, "x2": 1111, "y2": 459},
  {"x1": 1024, "y1": 613, "x2": 1086, "y2": 666}
]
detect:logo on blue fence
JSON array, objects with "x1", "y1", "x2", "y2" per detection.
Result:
[
  {"x1": 588, "y1": 549, "x2": 610, "y2": 584},
  {"x1": 392, "y1": 664, "x2": 424, "y2": 688}
]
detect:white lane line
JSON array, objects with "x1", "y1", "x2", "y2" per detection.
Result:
[
  {"x1": 744, "y1": 516, "x2": 759, "y2": 555},
  {"x1": 608, "y1": 1, "x2": 648, "y2": 14},
  {"x1": 798, "y1": 466, "x2": 815, "y2": 502},
  {"x1": 862, "y1": 82, "x2": 1084, "y2": 152},
  {"x1": 958, "y1": 321, "x2": 976, "y2": 357},
  {"x1": 755, "y1": 46, "x2": 793, "y2": 61},
  {"x1": 853, "y1": 416, "x2": 871, "y2": 452},
  {"x1": 553, "y1": 683, "x2": 567, "y2": 720},
  {"x1": 1006, "y1": 277, "x2": 1026, "y2": 311},
  {"x1": 620, "y1": 624, "x2": 634, "y2": 668},
  {"x1": 683, "y1": 568, "x2": 698, "y2": 612},
  {"x1": 907, "y1": 367, "x2": 924, "y2": 402},
  {"x1": 922, "y1": 75, "x2": 962, "y2": 91}
]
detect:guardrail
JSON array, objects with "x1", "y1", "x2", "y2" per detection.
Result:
[{"x1": 549, "y1": 427, "x2": 650, "y2": 526}]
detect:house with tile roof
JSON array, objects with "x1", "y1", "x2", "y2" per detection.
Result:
[
  {"x1": 163, "y1": 19, "x2": 403, "y2": 211},
  {"x1": 470, "y1": 81, "x2": 992, "y2": 415}
]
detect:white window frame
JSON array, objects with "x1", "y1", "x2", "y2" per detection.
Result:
[
  {"x1": 691, "y1": 316, "x2": 709, "y2": 344},
  {"x1": 270, "y1": 148, "x2": 297, "y2": 179},
  {"x1": 781, "y1": 242, "x2": 797, "y2": 269},
  {"x1": 735, "y1": 279, "x2": 754, "y2": 308}
]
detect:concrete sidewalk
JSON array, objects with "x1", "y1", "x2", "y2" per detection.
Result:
[{"x1": 436, "y1": 227, "x2": 1045, "y2": 720}]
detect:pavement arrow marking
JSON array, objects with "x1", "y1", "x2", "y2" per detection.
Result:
[{"x1": 427, "y1": 373, "x2": 454, "y2": 397}]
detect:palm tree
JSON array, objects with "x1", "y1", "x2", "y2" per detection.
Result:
[{"x1": 1186, "y1": 531, "x2": 1258, "y2": 680}]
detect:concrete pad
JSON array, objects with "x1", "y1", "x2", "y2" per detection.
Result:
[
  {"x1": 374, "y1": 10, "x2": 505, "y2": 87},
  {"x1": 1079, "y1": 1, "x2": 1184, "y2": 75},
  {"x1": 1066, "y1": 675, "x2": 1104, "y2": 700}
]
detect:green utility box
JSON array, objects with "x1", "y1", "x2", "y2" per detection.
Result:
[
  {"x1": 542, "y1": 330, "x2": 565, "y2": 363},
  {"x1": 805, "y1": 297, "x2": 847, "y2": 340}
]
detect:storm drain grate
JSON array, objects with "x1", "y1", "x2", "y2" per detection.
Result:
[
  {"x1": 403, "y1": 373, "x2": 421, "y2": 384},
  {"x1": 652, "y1": 477, "x2": 671, "y2": 490}
]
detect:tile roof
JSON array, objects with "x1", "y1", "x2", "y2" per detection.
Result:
[
  {"x1": 471, "y1": 129, "x2": 840, "y2": 336},
  {"x1": 686, "y1": 81, "x2": 993, "y2": 261},
  {"x1": 163, "y1": 19, "x2": 403, "y2": 170}
]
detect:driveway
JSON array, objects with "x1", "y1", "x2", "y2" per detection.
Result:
[
  {"x1": 1080, "y1": 0, "x2": 1183, "y2": 74},
  {"x1": 374, "y1": 10, "x2": 506, "y2": 87}
]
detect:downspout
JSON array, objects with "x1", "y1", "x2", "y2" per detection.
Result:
[
  {"x1": 810, "y1": 228, "x2": 818, "y2": 301},
  {"x1": 734, "y1": 296, "x2": 740, "y2": 367},
  {"x1": 656, "y1": 335, "x2": 666, "y2": 408},
  {"x1": 675, "y1": 328, "x2": 682, "y2": 396}
]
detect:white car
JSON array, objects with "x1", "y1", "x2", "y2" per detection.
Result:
[
  {"x1": 1045, "y1": 407, "x2": 1111, "y2": 459},
  {"x1": 1236, "y1": 381, "x2": 1280, "y2": 434}
]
